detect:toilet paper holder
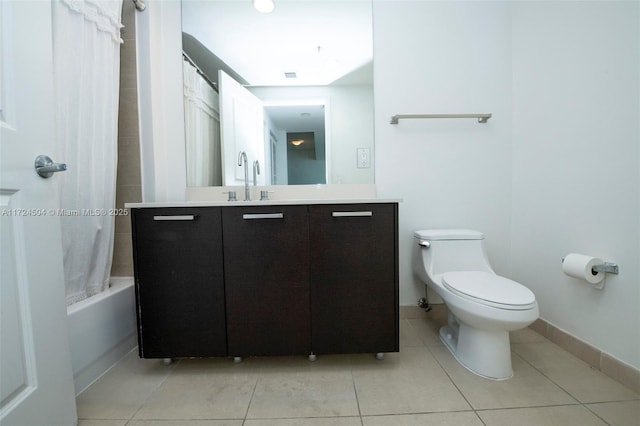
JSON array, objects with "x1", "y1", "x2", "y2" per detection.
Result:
[
  {"x1": 591, "y1": 262, "x2": 619, "y2": 275},
  {"x1": 561, "y1": 258, "x2": 619, "y2": 275}
]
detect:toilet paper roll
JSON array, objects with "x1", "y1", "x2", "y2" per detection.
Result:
[{"x1": 562, "y1": 253, "x2": 605, "y2": 285}]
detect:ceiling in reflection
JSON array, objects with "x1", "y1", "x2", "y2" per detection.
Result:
[{"x1": 181, "y1": 0, "x2": 373, "y2": 87}]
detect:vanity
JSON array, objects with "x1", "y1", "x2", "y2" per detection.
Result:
[{"x1": 128, "y1": 198, "x2": 399, "y2": 361}]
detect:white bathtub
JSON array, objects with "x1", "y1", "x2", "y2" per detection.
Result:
[{"x1": 67, "y1": 277, "x2": 138, "y2": 395}]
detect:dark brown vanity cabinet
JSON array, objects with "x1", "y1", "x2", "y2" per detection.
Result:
[
  {"x1": 131, "y1": 202, "x2": 399, "y2": 359},
  {"x1": 131, "y1": 207, "x2": 227, "y2": 358},
  {"x1": 222, "y1": 205, "x2": 311, "y2": 357},
  {"x1": 309, "y1": 204, "x2": 399, "y2": 355}
]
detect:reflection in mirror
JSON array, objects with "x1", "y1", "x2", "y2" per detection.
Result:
[
  {"x1": 181, "y1": 0, "x2": 374, "y2": 187},
  {"x1": 183, "y1": 57, "x2": 222, "y2": 186},
  {"x1": 267, "y1": 104, "x2": 326, "y2": 185}
]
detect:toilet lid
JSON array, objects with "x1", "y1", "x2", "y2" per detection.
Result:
[{"x1": 442, "y1": 271, "x2": 536, "y2": 310}]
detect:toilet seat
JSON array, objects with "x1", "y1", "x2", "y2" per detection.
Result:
[{"x1": 442, "y1": 271, "x2": 536, "y2": 310}]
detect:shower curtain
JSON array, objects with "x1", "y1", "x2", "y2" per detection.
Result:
[
  {"x1": 52, "y1": 0, "x2": 123, "y2": 305},
  {"x1": 183, "y1": 58, "x2": 222, "y2": 187}
]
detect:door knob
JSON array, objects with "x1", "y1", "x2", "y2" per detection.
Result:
[{"x1": 35, "y1": 155, "x2": 67, "y2": 178}]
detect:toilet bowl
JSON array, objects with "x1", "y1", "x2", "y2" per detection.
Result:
[{"x1": 412, "y1": 229, "x2": 538, "y2": 380}]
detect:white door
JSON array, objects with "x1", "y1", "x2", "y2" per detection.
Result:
[
  {"x1": 0, "y1": 2, "x2": 77, "y2": 425},
  {"x1": 218, "y1": 69, "x2": 265, "y2": 186}
]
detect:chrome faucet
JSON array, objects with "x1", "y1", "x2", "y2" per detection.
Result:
[
  {"x1": 237, "y1": 151, "x2": 250, "y2": 201},
  {"x1": 253, "y1": 160, "x2": 260, "y2": 186}
]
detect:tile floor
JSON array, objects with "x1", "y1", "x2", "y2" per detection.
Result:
[{"x1": 77, "y1": 313, "x2": 639, "y2": 426}]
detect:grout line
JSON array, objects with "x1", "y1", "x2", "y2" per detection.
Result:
[
  {"x1": 405, "y1": 317, "x2": 493, "y2": 426},
  {"x1": 501, "y1": 344, "x2": 625, "y2": 425},
  {"x1": 582, "y1": 402, "x2": 617, "y2": 426},
  {"x1": 509, "y1": 346, "x2": 618, "y2": 408},
  {"x1": 348, "y1": 354, "x2": 365, "y2": 426},
  {"x1": 242, "y1": 365, "x2": 260, "y2": 425},
  {"x1": 130, "y1": 357, "x2": 181, "y2": 422},
  {"x1": 410, "y1": 319, "x2": 476, "y2": 413}
]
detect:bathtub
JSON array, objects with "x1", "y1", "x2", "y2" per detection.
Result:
[{"x1": 67, "y1": 277, "x2": 138, "y2": 395}]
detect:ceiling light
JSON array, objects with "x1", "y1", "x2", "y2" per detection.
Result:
[
  {"x1": 253, "y1": 0, "x2": 275, "y2": 14},
  {"x1": 291, "y1": 139, "x2": 304, "y2": 146}
]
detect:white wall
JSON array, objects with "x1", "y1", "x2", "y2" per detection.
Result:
[
  {"x1": 374, "y1": 0, "x2": 639, "y2": 370},
  {"x1": 374, "y1": 1, "x2": 514, "y2": 304},
  {"x1": 328, "y1": 86, "x2": 375, "y2": 184},
  {"x1": 510, "y1": 1, "x2": 639, "y2": 369}
]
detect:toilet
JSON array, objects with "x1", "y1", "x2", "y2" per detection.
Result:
[{"x1": 412, "y1": 229, "x2": 538, "y2": 380}]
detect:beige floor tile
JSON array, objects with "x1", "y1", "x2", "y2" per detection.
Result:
[
  {"x1": 76, "y1": 351, "x2": 174, "y2": 420},
  {"x1": 246, "y1": 368, "x2": 359, "y2": 419},
  {"x1": 128, "y1": 422, "x2": 242, "y2": 426},
  {"x1": 352, "y1": 346, "x2": 470, "y2": 415},
  {"x1": 362, "y1": 411, "x2": 483, "y2": 425},
  {"x1": 244, "y1": 417, "x2": 362, "y2": 426},
  {"x1": 77, "y1": 316, "x2": 636, "y2": 426},
  {"x1": 78, "y1": 421, "x2": 127, "y2": 426},
  {"x1": 249, "y1": 353, "x2": 352, "y2": 373},
  {"x1": 399, "y1": 318, "x2": 425, "y2": 347},
  {"x1": 406, "y1": 318, "x2": 445, "y2": 347},
  {"x1": 586, "y1": 400, "x2": 640, "y2": 426},
  {"x1": 513, "y1": 341, "x2": 640, "y2": 403},
  {"x1": 430, "y1": 346, "x2": 577, "y2": 409},
  {"x1": 478, "y1": 405, "x2": 608, "y2": 426},
  {"x1": 133, "y1": 358, "x2": 257, "y2": 420}
]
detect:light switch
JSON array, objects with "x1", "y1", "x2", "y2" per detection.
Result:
[{"x1": 357, "y1": 148, "x2": 371, "y2": 169}]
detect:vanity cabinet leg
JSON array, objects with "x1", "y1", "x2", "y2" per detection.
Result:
[
  {"x1": 162, "y1": 358, "x2": 173, "y2": 365},
  {"x1": 233, "y1": 356, "x2": 243, "y2": 363},
  {"x1": 308, "y1": 353, "x2": 317, "y2": 362},
  {"x1": 375, "y1": 352, "x2": 385, "y2": 360}
]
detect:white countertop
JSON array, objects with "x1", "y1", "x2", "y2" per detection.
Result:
[
  {"x1": 125, "y1": 184, "x2": 401, "y2": 208},
  {"x1": 125, "y1": 198, "x2": 401, "y2": 209}
]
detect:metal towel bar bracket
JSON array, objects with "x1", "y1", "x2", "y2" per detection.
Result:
[
  {"x1": 390, "y1": 113, "x2": 492, "y2": 124},
  {"x1": 592, "y1": 262, "x2": 619, "y2": 275}
]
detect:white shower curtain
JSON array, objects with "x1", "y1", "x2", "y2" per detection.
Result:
[
  {"x1": 52, "y1": 0, "x2": 123, "y2": 305},
  {"x1": 183, "y1": 58, "x2": 222, "y2": 187}
]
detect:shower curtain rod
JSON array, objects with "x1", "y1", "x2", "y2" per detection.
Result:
[
  {"x1": 183, "y1": 52, "x2": 219, "y2": 93},
  {"x1": 132, "y1": 0, "x2": 145, "y2": 12}
]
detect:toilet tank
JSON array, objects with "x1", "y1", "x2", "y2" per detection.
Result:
[{"x1": 414, "y1": 229, "x2": 494, "y2": 277}]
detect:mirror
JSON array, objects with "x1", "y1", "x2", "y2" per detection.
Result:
[{"x1": 181, "y1": 0, "x2": 374, "y2": 187}]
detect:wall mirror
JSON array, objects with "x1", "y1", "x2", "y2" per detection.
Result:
[{"x1": 181, "y1": 0, "x2": 374, "y2": 187}]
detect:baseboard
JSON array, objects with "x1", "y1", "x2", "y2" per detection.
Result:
[{"x1": 531, "y1": 318, "x2": 640, "y2": 394}]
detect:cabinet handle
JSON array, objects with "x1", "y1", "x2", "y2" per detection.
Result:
[
  {"x1": 332, "y1": 211, "x2": 373, "y2": 217},
  {"x1": 242, "y1": 213, "x2": 284, "y2": 220},
  {"x1": 153, "y1": 215, "x2": 196, "y2": 221}
]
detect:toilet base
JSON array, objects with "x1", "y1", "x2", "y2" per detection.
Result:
[{"x1": 439, "y1": 323, "x2": 513, "y2": 380}]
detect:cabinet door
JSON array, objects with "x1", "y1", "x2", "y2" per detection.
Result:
[
  {"x1": 309, "y1": 203, "x2": 399, "y2": 354},
  {"x1": 132, "y1": 208, "x2": 226, "y2": 358},
  {"x1": 223, "y1": 205, "x2": 310, "y2": 356}
]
